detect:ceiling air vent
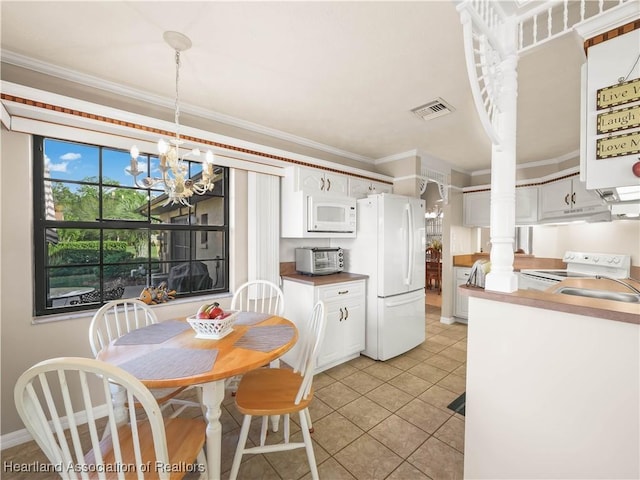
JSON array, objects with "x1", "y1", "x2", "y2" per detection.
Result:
[{"x1": 411, "y1": 98, "x2": 455, "y2": 121}]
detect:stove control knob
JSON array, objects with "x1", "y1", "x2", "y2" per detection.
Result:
[
  {"x1": 606, "y1": 257, "x2": 614, "y2": 264},
  {"x1": 613, "y1": 257, "x2": 620, "y2": 264},
  {"x1": 593, "y1": 257, "x2": 599, "y2": 263}
]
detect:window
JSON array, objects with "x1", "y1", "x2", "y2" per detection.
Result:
[{"x1": 33, "y1": 136, "x2": 229, "y2": 316}]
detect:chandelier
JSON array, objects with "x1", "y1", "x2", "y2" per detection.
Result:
[{"x1": 127, "y1": 31, "x2": 216, "y2": 207}]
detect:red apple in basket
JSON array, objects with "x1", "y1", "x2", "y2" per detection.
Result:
[
  {"x1": 208, "y1": 305, "x2": 224, "y2": 319},
  {"x1": 196, "y1": 302, "x2": 221, "y2": 319}
]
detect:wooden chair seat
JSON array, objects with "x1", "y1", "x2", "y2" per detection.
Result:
[
  {"x1": 234, "y1": 368, "x2": 312, "y2": 416},
  {"x1": 86, "y1": 417, "x2": 205, "y2": 479}
]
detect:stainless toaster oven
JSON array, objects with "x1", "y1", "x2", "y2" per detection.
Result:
[{"x1": 295, "y1": 247, "x2": 344, "y2": 275}]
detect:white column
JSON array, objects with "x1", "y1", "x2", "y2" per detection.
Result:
[{"x1": 485, "y1": 51, "x2": 519, "y2": 293}]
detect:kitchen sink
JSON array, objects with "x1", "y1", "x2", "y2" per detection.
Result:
[{"x1": 556, "y1": 287, "x2": 640, "y2": 303}]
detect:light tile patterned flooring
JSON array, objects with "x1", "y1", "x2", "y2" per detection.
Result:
[{"x1": 2, "y1": 302, "x2": 467, "y2": 479}]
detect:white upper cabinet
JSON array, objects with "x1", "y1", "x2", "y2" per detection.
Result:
[
  {"x1": 539, "y1": 175, "x2": 605, "y2": 221},
  {"x1": 463, "y1": 187, "x2": 538, "y2": 227},
  {"x1": 463, "y1": 190, "x2": 491, "y2": 227},
  {"x1": 349, "y1": 178, "x2": 393, "y2": 198},
  {"x1": 462, "y1": 170, "x2": 611, "y2": 226},
  {"x1": 515, "y1": 186, "x2": 538, "y2": 225},
  {"x1": 296, "y1": 166, "x2": 349, "y2": 196}
]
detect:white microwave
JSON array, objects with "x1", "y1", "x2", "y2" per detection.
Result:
[{"x1": 307, "y1": 195, "x2": 356, "y2": 233}]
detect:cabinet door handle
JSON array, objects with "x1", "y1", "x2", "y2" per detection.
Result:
[
  {"x1": 344, "y1": 307, "x2": 349, "y2": 320},
  {"x1": 571, "y1": 192, "x2": 576, "y2": 205},
  {"x1": 339, "y1": 308, "x2": 344, "y2": 321},
  {"x1": 564, "y1": 193, "x2": 570, "y2": 206},
  {"x1": 338, "y1": 290, "x2": 349, "y2": 295},
  {"x1": 327, "y1": 178, "x2": 331, "y2": 191},
  {"x1": 320, "y1": 178, "x2": 325, "y2": 190}
]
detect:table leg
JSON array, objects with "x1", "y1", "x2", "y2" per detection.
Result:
[{"x1": 201, "y1": 380, "x2": 225, "y2": 480}]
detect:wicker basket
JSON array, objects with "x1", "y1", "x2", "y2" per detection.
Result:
[{"x1": 187, "y1": 310, "x2": 239, "y2": 340}]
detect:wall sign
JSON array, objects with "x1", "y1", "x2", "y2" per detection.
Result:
[
  {"x1": 597, "y1": 78, "x2": 640, "y2": 110},
  {"x1": 596, "y1": 131, "x2": 640, "y2": 159},
  {"x1": 597, "y1": 105, "x2": 640, "y2": 134}
]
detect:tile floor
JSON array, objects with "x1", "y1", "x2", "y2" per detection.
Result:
[{"x1": 2, "y1": 302, "x2": 467, "y2": 479}]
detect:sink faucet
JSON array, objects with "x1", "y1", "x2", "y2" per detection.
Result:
[{"x1": 595, "y1": 275, "x2": 640, "y2": 295}]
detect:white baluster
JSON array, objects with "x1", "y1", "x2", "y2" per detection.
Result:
[
  {"x1": 547, "y1": 8, "x2": 552, "y2": 40},
  {"x1": 518, "y1": 21, "x2": 523, "y2": 50},
  {"x1": 563, "y1": 0, "x2": 568, "y2": 30},
  {"x1": 533, "y1": 14, "x2": 538, "y2": 45}
]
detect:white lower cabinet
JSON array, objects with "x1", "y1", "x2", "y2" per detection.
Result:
[
  {"x1": 282, "y1": 279, "x2": 366, "y2": 373},
  {"x1": 453, "y1": 267, "x2": 471, "y2": 320}
]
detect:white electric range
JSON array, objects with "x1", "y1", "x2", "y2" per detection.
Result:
[{"x1": 519, "y1": 251, "x2": 632, "y2": 291}]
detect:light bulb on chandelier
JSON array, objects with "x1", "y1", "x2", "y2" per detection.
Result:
[{"x1": 127, "y1": 31, "x2": 217, "y2": 206}]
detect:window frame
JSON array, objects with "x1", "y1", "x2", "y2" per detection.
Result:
[{"x1": 32, "y1": 135, "x2": 230, "y2": 317}]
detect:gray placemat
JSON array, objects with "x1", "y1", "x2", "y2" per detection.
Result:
[
  {"x1": 233, "y1": 325, "x2": 295, "y2": 352},
  {"x1": 118, "y1": 348, "x2": 218, "y2": 380},
  {"x1": 235, "y1": 312, "x2": 272, "y2": 326},
  {"x1": 114, "y1": 321, "x2": 191, "y2": 346}
]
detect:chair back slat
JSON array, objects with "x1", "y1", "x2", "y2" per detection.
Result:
[
  {"x1": 38, "y1": 371, "x2": 79, "y2": 472},
  {"x1": 14, "y1": 357, "x2": 173, "y2": 480},
  {"x1": 295, "y1": 301, "x2": 326, "y2": 404},
  {"x1": 89, "y1": 299, "x2": 158, "y2": 356},
  {"x1": 24, "y1": 382, "x2": 67, "y2": 468},
  {"x1": 58, "y1": 370, "x2": 87, "y2": 477},
  {"x1": 231, "y1": 280, "x2": 285, "y2": 316}
]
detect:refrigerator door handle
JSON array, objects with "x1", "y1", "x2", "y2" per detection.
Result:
[
  {"x1": 404, "y1": 203, "x2": 414, "y2": 286},
  {"x1": 385, "y1": 293, "x2": 424, "y2": 308}
]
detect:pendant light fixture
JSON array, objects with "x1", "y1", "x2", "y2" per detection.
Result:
[{"x1": 127, "y1": 31, "x2": 216, "y2": 206}]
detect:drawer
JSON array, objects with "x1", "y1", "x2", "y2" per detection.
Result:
[{"x1": 317, "y1": 281, "x2": 365, "y2": 301}]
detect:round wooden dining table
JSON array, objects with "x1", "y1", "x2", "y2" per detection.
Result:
[{"x1": 97, "y1": 313, "x2": 298, "y2": 480}]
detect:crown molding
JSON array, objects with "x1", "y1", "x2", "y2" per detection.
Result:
[
  {"x1": 575, "y1": 1, "x2": 640, "y2": 41},
  {"x1": 1, "y1": 50, "x2": 373, "y2": 164},
  {"x1": 470, "y1": 149, "x2": 580, "y2": 176}
]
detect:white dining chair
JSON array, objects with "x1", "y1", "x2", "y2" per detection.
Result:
[
  {"x1": 226, "y1": 280, "x2": 285, "y2": 394},
  {"x1": 229, "y1": 300, "x2": 326, "y2": 480},
  {"x1": 89, "y1": 298, "x2": 200, "y2": 415},
  {"x1": 14, "y1": 356, "x2": 207, "y2": 480},
  {"x1": 230, "y1": 279, "x2": 285, "y2": 317}
]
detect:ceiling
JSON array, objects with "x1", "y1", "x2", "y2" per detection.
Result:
[{"x1": 0, "y1": 1, "x2": 586, "y2": 173}]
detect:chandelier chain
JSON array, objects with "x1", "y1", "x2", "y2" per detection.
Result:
[{"x1": 174, "y1": 50, "x2": 181, "y2": 143}]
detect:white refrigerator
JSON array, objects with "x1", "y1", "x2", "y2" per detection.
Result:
[{"x1": 337, "y1": 193, "x2": 426, "y2": 360}]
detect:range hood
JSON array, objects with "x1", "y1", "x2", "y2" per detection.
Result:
[{"x1": 596, "y1": 186, "x2": 640, "y2": 219}]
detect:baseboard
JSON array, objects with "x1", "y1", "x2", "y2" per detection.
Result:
[
  {"x1": 1, "y1": 428, "x2": 34, "y2": 450},
  {"x1": 1, "y1": 404, "x2": 109, "y2": 450},
  {"x1": 440, "y1": 315, "x2": 456, "y2": 325}
]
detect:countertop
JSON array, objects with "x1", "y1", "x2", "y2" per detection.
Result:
[
  {"x1": 281, "y1": 272, "x2": 368, "y2": 286},
  {"x1": 453, "y1": 253, "x2": 565, "y2": 270},
  {"x1": 459, "y1": 277, "x2": 640, "y2": 325}
]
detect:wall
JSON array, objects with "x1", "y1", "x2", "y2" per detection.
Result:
[
  {"x1": 377, "y1": 155, "x2": 421, "y2": 196},
  {"x1": 0, "y1": 127, "x2": 249, "y2": 437},
  {"x1": 532, "y1": 220, "x2": 640, "y2": 266}
]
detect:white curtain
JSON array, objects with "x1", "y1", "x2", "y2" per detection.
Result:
[{"x1": 247, "y1": 172, "x2": 280, "y2": 298}]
